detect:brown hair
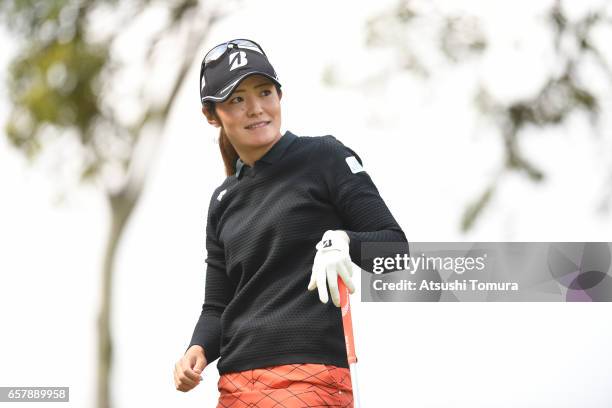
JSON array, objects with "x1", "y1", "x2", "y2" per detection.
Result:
[
  {"x1": 204, "y1": 101, "x2": 239, "y2": 176},
  {"x1": 218, "y1": 126, "x2": 239, "y2": 177}
]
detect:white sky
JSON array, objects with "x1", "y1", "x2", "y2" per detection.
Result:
[{"x1": 1, "y1": 1, "x2": 612, "y2": 407}]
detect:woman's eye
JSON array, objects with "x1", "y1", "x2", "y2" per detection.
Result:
[
  {"x1": 230, "y1": 96, "x2": 243, "y2": 104},
  {"x1": 261, "y1": 89, "x2": 272, "y2": 96}
]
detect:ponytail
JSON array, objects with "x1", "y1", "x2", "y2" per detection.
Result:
[
  {"x1": 218, "y1": 127, "x2": 239, "y2": 176},
  {"x1": 205, "y1": 102, "x2": 239, "y2": 176}
]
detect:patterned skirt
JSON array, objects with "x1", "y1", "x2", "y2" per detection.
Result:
[{"x1": 217, "y1": 363, "x2": 353, "y2": 407}]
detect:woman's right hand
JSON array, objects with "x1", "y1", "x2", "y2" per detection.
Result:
[{"x1": 174, "y1": 345, "x2": 208, "y2": 392}]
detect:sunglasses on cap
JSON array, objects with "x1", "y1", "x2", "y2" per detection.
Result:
[
  {"x1": 201, "y1": 39, "x2": 266, "y2": 68},
  {"x1": 199, "y1": 38, "x2": 280, "y2": 104}
]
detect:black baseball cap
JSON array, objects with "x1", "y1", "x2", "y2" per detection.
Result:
[{"x1": 199, "y1": 39, "x2": 281, "y2": 104}]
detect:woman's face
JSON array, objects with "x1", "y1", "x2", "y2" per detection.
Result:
[{"x1": 213, "y1": 75, "x2": 282, "y2": 153}]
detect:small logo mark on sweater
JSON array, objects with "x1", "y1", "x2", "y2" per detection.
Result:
[
  {"x1": 217, "y1": 189, "x2": 227, "y2": 201},
  {"x1": 345, "y1": 156, "x2": 364, "y2": 174}
]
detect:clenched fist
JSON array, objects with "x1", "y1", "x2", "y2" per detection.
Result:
[{"x1": 174, "y1": 345, "x2": 207, "y2": 392}]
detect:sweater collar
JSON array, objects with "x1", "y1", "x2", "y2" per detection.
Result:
[{"x1": 235, "y1": 131, "x2": 297, "y2": 178}]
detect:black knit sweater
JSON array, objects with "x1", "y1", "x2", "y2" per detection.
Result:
[{"x1": 188, "y1": 131, "x2": 408, "y2": 374}]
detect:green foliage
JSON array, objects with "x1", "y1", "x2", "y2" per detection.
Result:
[
  {"x1": 6, "y1": 35, "x2": 108, "y2": 157},
  {"x1": 2, "y1": 0, "x2": 204, "y2": 175},
  {"x1": 2, "y1": 0, "x2": 113, "y2": 170},
  {"x1": 364, "y1": 0, "x2": 611, "y2": 231},
  {"x1": 1, "y1": 3, "x2": 222, "y2": 408}
]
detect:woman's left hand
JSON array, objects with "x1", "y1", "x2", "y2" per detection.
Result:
[{"x1": 308, "y1": 230, "x2": 356, "y2": 307}]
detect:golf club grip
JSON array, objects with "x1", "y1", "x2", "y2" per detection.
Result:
[{"x1": 338, "y1": 277, "x2": 357, "y2": 364}]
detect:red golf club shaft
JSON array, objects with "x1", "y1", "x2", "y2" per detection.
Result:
[{"x1": 338, "y1": 277, "x2": 361, "y2": 407}]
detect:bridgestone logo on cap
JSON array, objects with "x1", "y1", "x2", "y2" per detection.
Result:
[{"x1": 229, "y1": 51, "x2": 248, "y2": 71}]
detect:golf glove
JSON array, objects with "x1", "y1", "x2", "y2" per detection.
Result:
[{"x1": 308, "y1": 230, "x2": 356, "y2": 307}]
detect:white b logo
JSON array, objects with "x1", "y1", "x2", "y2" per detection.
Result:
[{"x1": 229, "y1": 51, "x2": 248, "y2": 71}]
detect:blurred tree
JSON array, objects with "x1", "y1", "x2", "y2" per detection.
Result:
[
  {"x1": 336, "y1": 0, "x2": 611, "y2": 232},
  {"x1": 468, "y1": 0, "x2": 609, "y2": 231},
  {"x1": 0, "y1": 0, "x2": 233, "y2": 407}
]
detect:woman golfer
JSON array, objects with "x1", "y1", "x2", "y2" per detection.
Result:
[{"x1": 173, "y1": 39, "x2": 408, "y2": 407}]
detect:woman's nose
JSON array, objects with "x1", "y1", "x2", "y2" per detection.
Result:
[{"x1": 246, "y1": 98, "x2": 263, "y2": 116}]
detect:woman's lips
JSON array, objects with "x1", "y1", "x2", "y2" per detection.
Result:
[{"x1": 245, "y1": 121, "x2": 270, "y2": 130}]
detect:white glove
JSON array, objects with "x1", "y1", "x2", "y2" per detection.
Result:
[{"x1": 308, "y1": 230, "x2": 356, "y2": 307}]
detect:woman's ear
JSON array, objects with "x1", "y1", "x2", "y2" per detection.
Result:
[
  {"x1": 202, "y1": 105, "x2": 221, "y2": 128},
  {"x1": 277, "y1": 88, "x2": 283, "y2": 101}
]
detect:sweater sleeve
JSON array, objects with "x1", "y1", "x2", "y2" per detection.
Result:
[
  {"x1": 319, "y1": 136, "x2": 409, "y2": 272},
  {"x1": 187, "y1": 195, "x2": 234, "y2": 363}
]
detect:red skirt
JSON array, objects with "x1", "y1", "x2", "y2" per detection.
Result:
[{"x1": 217, "y1": 363, "x2": 353, "y2": 407}]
